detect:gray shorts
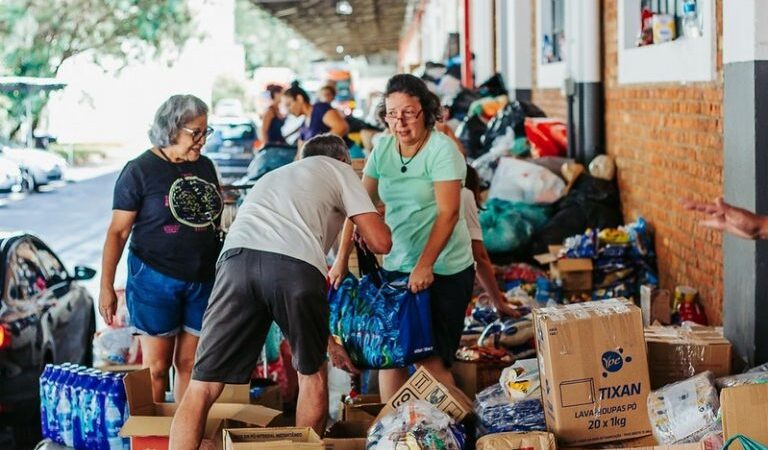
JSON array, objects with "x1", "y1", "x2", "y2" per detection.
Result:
[{"x1": 192, "y1": 248, "x2": 328, "y2": 383}]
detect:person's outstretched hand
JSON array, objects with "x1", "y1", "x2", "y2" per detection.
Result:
[
  {"x1": 328, "y1": 337, "x2": 360, "y2": 374},
  {"x1": 682, "y1": 197, "x2": 767, "y2": 240}
]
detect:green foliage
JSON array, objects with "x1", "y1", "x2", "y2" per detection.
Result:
[
  {"x1": 0, "y1": 0, "x2": 195, "y2": 138},
  {"x1": 235, "y1": 0, "x2": 322, "y2": 76},
  {"x1": 212, "y1": 76, "x2": 247, "y2": 108}
]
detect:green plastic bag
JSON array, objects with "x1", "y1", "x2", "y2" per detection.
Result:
[
  {"x1": 723, "y1": 435, "x2": 768, "y2": 450},
  {"x1": 480, "y1": 198, "x2": 552, "y2": 253},
  {"x1": 262, "y1": 322, "x2": 282, "y2": 363}
]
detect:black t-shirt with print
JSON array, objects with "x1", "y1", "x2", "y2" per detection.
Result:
[{"x1": 113, "y1": 150, "x2": 222, "y2": 282}]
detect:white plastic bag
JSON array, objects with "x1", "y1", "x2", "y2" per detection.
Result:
[
  {"x1": 367, "y1": 400, "x2": 464, "y2": 449},
  {"x1": 488, "y1": 157, "x2": 565, "y2": 204},
  {"x1": 500, "y1": 358, "x2": 541, "y2": 401}
]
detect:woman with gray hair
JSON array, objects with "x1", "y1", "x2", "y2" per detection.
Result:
[{"x1": 99, "y1": 94, "x2": 223, "y2": 402}]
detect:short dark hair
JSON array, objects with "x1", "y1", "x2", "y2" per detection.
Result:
[
  {"x1": 321, "y1": 85, "x2": 336, "y2": 98},
  {"x1": 465, "y1": 164, "x2": 481, "y2": 207},
  {"x1": 266, "y1": 84, "x2": 283, "y2": 100},
  {"x1": 377, "y1": 74, "x2": 442, "y2": 129},
  {"x1": 301, "y1": 133, "x2": 351, "y2": 163},
  {"x1": 284, "y1": 84, "x2": 310, "y2": 103}
]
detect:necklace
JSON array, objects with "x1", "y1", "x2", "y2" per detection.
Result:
[
  {"x1": 157, "y1": 147, "x2": 192, "y2": 178},
  {"x1": 397, "y1": 132, "x2": 429, "y2": 173}
]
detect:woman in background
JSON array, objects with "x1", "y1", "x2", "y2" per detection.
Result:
[
  {"x1": 259, "y1": 84, "x2": 286, "y2": 147},
  {"x1": 283, "y1": 83, "x2": 349, "y2": 147}
]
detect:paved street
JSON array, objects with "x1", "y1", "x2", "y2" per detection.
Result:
[{"x1": 0, "y1": 170, "x2": 121, "y2": 305}]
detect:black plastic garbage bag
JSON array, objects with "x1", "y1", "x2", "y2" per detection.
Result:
[
  {"x1": 457, "y1": 115, "x2": 488, "y2": 159},
  {"x1": 530, "y1": 174, "x2": 623, "y2": 255},
  {"x1": 346, "y1": 116, "x2": 382, "y2": 133},
  {"x1": 481, "y1": 101, "x2": 548, "y2": 156},
  {"x1": 449, "y1": 88, "x2": 482, "y2": 120},
  {"x1": 477, "y1": 73, "x2": 508, "y2": 97}
]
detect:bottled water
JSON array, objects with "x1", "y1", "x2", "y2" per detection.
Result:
[
  {"x1": 43, "y1": 364, "x2": 131, "y2": 450},
  {"x1": 682, "y1": 0, "x2": 702, "y2": 38},
  {"x1": 55, "y1": 366, "x2": 78, "y2": 447},
  {"x1": 47, "y1": 364, "x2": 70, "y2": 444},
  {"x1": 39, "y1": 364, "x2": 53, "y2": 439},
  {"x1": 96, "y1": 373, "x2": 114, "y2": 450},
  {"x1": 84, "y1": 371, "x2": 108, "y2": 450},
  {"x1": 71, "y1": 369, "x2": 89, "y2": 449},
  {"x1": 103, "y1": 374, "x2": 128, "y2": 449}
]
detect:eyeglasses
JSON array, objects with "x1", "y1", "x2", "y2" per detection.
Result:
[
  {"x1": 384, "y1": 109, "x2": 423, "y2": 123},
  {"x1": 181, "y1": 126, "x2": 214, "y2": 142}
]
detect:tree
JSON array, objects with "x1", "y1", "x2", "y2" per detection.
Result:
[
  {"x1": 235, "y1": 0, "x2": 322, "y2": 77},
  {"x1": 0, "y1": 0, "x2": 195, "y2": 140}
]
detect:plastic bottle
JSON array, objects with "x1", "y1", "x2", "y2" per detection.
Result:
[
  {"x1": 115, "y1": 374, "x2": 130, "y2": 450},
  {"x1": 48, "y1": 364, "x2": 71, "y2": 444},
  {"x1": 55, "y1": 365, "x2": 79, "y2": 447},
  {"x1": 80, "y1": 369, "x2": 104, "y2": 450},
  {"x1": 103, "y1": 374, "x2": 129, "y2": 450},
  {"x1": 39, "y1": 364, "x2": 53, "y2": 439},
  {"x1": 43, "y1": 364, "x2": 63, "y2": 441},
  {"x1": 95, "y1": 373, "x2": 114, "y2": 450},
  {"x1": 83, "y1": 370, "x2": 107, "y2": 450},
  {"x1": 682, "y1": 0, "x2": 702, "y2": 38},
  {"x1": 71, "y1": 368, "x2": 88, "y2": 449}
]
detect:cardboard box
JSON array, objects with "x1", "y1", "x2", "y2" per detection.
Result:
[
  {"x1": 534, "y1": 299, "x2": 652, "y2": 445},
  {"x1": 721, "y1": 384, "x2": 768, "y2": 450},
  {"x1": 323, "y1": 421, "x2": 368, "y2": 450},
  {"x1": 120, "y1": 369, "x2": 283, "y2": 450},
  {"x1": 249, "y1": 379, "x2": 282, "y2": 411},
  {"x1": 640, "y1": 285, "x2": 671, "y2": 326},
  {"x1": 564, "y1": 444, "x2": 703, "y2": 450},
  {"x1": 339, "y1": 394, "x2": 384, "y2": 425},
  {"x1": 534, "y1": 245, "x2": 594, "y2": 292},
  {"x1": 645, "y1": 325, "x2": 732, "y2": 389},
  {"x1": 223, "y1": 427, "x2": 322, "y2": 450},
  {"x1": 377, "y1": 367, "x2": 473, "y2": 422},
  {"x1": 452, "y1": 360, "x2": 508, "y2": 398},
  {"x1": 476, "y1": 431, "x2": 556, "y2": 450}
]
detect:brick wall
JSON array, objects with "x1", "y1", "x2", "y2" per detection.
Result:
[
  {"x1": 602, "y1": 0, "x2": 725, "y2": 324},
  {"x1": 529, "y1": 0, "x2": 568, "y2": 119}
]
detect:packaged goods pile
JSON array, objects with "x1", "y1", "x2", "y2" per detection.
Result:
[{"x1": 39, "y1": 364, "x2": 129, "y2": 450}]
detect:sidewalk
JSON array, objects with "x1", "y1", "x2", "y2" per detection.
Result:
[{"x1": 65, "y1": 160, "x2": 126, "y2": 182}]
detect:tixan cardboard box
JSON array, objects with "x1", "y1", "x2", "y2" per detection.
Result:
[{"x1": 534, "y1": 299, "x2": 652, "y2": 445}]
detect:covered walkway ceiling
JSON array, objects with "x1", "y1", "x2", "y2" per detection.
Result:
[{"x1": 251, "y1": 0, "x2": 411, "y2": 57}]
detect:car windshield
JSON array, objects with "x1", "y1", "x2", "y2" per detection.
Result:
[{"x1": 213, "y1": 123, "x2": 255, "y2": 140}]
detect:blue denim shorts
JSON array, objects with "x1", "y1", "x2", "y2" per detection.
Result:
[{"x1": 125, "y1": 252, "x2": 213, "y2": 337}]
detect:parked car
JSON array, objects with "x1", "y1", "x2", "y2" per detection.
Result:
[
  {"x1": 213, "y1": 98, "x2": 244, "y2": 117},
  {"x1": 0, "y1": 232, "x2": 96, "y2": 445},
  {"x1": 0, "y1": 155, "x2": 22, "y2": 194},
  {"x1": 203, "y1": 116, "x2": 258, "y2": 184},
  {"x1": 0, "y1": 139, "x2": 68, "y2": 192}
]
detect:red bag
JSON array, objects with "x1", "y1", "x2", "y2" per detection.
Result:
[{"x1": 525, "y1": 118, "x2": 568, "y2": 157}]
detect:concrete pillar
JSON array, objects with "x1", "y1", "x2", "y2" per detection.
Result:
[
  {"x1": 565, "y1": 0, "x2": 603, "y2": 163},
  {"x1": 723, "y1": 1, "x2": 768, "y2": 367},
  {"x1": 470, "y1": 0, "x2": 495, "y2": 85},
  {"x1": 497, "y1": 0, "x2": 532, "y2": 100}
]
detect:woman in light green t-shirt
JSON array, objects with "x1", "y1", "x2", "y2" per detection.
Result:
[{"x1": 330, "y1": 74, "x2": 475, "y2": 400}]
